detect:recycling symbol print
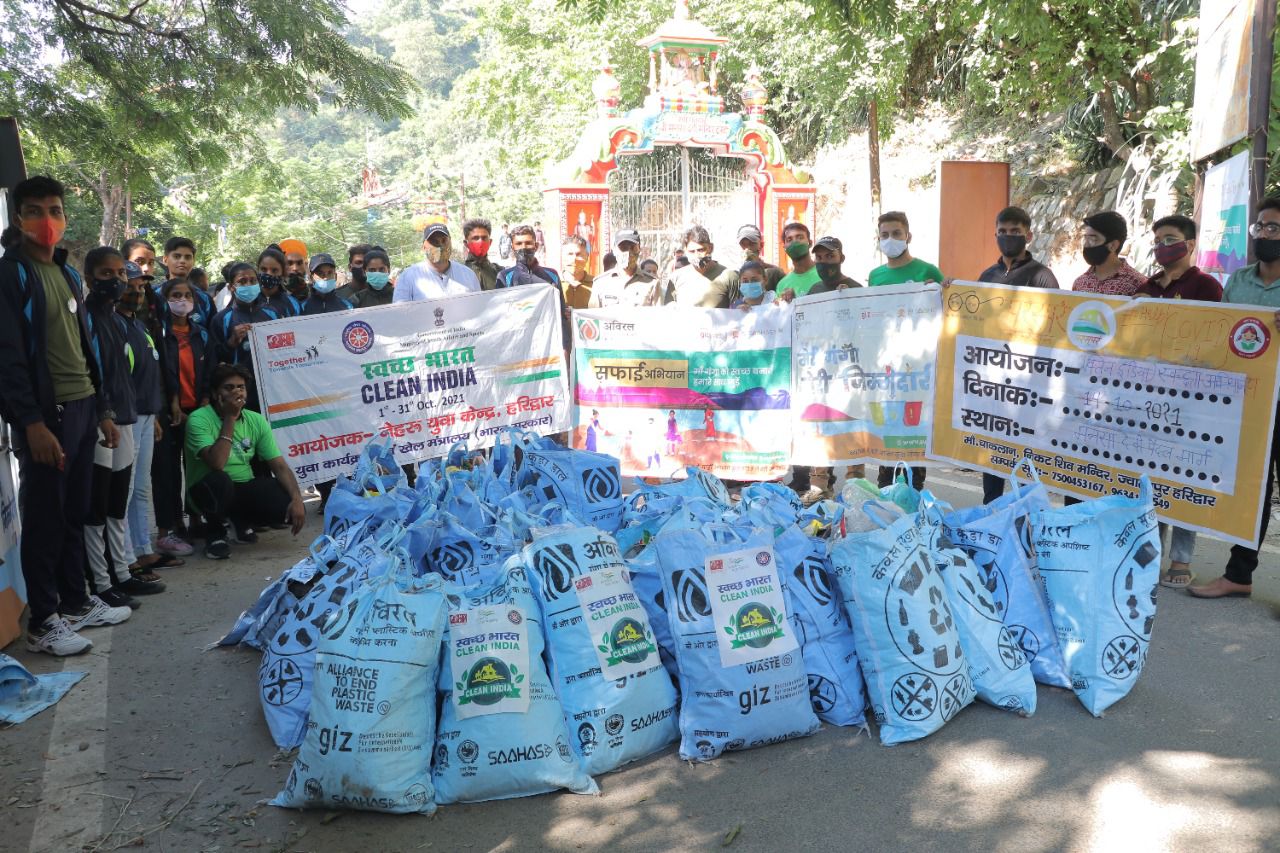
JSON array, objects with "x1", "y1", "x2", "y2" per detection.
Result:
[{"x1": 884, "y1": 549, "x2": 963, "y2": 676}]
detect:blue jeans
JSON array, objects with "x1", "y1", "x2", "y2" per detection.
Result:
[
  {"x1": 1159, "y1": 522, "x2": 1196, "y2": 564},
  {"x1": 125, "y1": 415, "x2": 156, "y2": 559}
]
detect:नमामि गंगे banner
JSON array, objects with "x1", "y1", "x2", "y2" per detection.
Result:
[
  {"x1": 790, "y1": 283, "x2": 942, "y2": 467},
  {"x1": 569, "y1": 305, "x2": 792, "y2": 480},
  {"x1": 929, "y1": 281, "x2": 1280, "y2": 547},
  {"x1": 249, "y1": 285, "x2": 569, "y2": 484}
]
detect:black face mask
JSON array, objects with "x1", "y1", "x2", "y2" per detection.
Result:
[
  {"x1": 350, "y1": 266, "x2": 366, "y2": 285},
  {"x1": 258, "y1": 272, "x2": 283, "y2": 292},
  {"x1": 515, "y1": 248, "x2": 537, "y2": 266},
  {"x1": 91, "y1": 278, "x2": 123, "y2": 300},
  {"x1": 1082, "y1": 243, "x2": 1112, "y2": 266},
  {"x1": 996, "y1": 234, "x2": 1027, "y2": 258},
  {"x1": 1254, "y1": 237, "x2": 1280, "y2": 264},
  {"x1": 815, "y1": 262, "x2": 841, "y2": 281},
  {"x1": 286, "y1": 273, "x2": 309, "y2": 295}
]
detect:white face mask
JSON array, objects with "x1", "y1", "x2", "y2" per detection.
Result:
[{"x1": 879, "y1": 237, "x2": 908, "y2": 259}]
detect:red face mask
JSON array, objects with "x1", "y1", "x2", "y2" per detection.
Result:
[
  {"x1": 22, "y1": 215, "x2": 66, "y2": 248},
  {"x1": 467, "y1": 239, "x2": 492, "y2": 257}
]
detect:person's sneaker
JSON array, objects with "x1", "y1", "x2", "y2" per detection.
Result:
[
  {"x1": 99, "y1": 586, "x2": 140, "y2": 610},
  {"x1": 118, "y1": 574, "x2": 166, "y2": 595},
  {"x1": 65, "y1": 595, "x2": 132, "y2": 630},
  {"x1": 26, "y1": 615, "x2": 92, "y2": 656},
  {"x1": 205, "y1": 538, "x2": 231, "y2": 560},
  {"x1": 233, "y1": 525, "x2": 258, "y2": 545},
  {"x1": 156, "y1": 532, "x2": 194, "y2": 557}
]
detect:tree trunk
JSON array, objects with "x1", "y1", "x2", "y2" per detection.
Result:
[
  {"x1": 96, "y1": 171, "x2": 126, "y2": 247},
  {"x1": 1096, "y1": 84, "x2": 1131, "y2": 162}
]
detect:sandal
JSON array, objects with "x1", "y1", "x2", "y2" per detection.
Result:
[
  {"x1": 147, "y1": 554, "x2": 185, "y2": 569},
  {"x1": 1160, "y1": 566, "x2": 1195, "y2": 589},
  {"x1": 130, "y1": 567, "x2": 165, "y2": 584}
]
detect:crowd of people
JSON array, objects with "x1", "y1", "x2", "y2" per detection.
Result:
[{"x1": 2, "y1": 172, "x2": 1278, "y2": 656}]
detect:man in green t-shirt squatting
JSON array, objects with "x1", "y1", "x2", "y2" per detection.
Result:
[
  {"x1": 866, "y1": 209, "x2": 943, "y2": 491},
  {"x1": 184, "y1": 364, "x2": 306, "y2": 560}
]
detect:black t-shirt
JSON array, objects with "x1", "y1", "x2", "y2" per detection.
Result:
[{"x1": 978, "y1": 254, "x2": 1059, "y2": 289}]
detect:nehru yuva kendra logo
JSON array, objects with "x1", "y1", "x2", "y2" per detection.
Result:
[
  {"x1": 598, "y1": 617, "x2": 656, "y2": 667},
  {"x1": 457, "y1": 657, "x2": 523, "y2": 706}
]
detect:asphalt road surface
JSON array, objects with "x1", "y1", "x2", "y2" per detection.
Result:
[{"x1": 2, "y1": 468, "x2": 1278, "y2": 853}]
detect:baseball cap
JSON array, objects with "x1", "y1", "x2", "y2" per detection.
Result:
[
  {"x1": 423, "y1": 222, "x2": 450, "y2": 241},
  {"x1": 124, "y1": 261, "x2": 153, "y2": 281},
  {"x1": 308, "y1": 253, "x2": 337, "y2": 273},
  {"x1": 614, "y1": 229, "x2": 641, "y2": 248},
  {"x1": 737, "y1": 224, "x2": 763, "y2": 243},
  {"x1": 815, "y1": 236, "x2": 843, "y2": 252}
]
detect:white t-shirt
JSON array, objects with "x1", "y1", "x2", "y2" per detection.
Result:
[{"x1": 392, "y1": 260, "x2": 481, "y2": 302}]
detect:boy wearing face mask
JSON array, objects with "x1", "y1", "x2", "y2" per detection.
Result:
[
  {"x1": 339, "y1": 244, "x2": 370, "y2": 302},
  {"x1": 83, "y1": 247, "x2": 165, "y2": 609},
  {"x1": 1190, "y1": 198, "x2": 1280, "y2": 600},
  {"x1": 1072, "y1": 211, "x2": 1145, "y2": 295},
  {"x1": 669, "y1": 225, "x2": 738, "y2": 308},
  {"x1": 301, "y1": 254, "x2": 355, "y2": 315},
  {"x1": 593, "y1": 230, "x2": 663, "y2": 307},
  {"x1": 809, "y1": 236, "x2": 862, "y2": 293},
  {"x1": 353, "y1": 248, "x2": 395, "y2": 308},
  {"x1": 868, "y1": 211, "x2": 944, "y2": 286},
  {"x1": 463, "y1": 219, "x2": 502, "y2": 291},
  {"x1": 737, "y1": 224, "x2": 784, "y2": 291},
  {"x1": 777, "y1": 222, "x2": 822, "y2": 301}
]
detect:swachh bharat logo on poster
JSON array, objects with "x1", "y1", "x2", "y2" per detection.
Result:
[{"x1": 708, "y1": 546, "x2": 797, "y2": 667}]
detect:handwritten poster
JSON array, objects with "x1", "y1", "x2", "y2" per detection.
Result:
[
  {"x1": 250, "y1": 286, "x2": 569, "y2": 484},
  {"x1": 790, "y1": 284, "x2": 942, "y2": 466},
  {"x1": 570, "y1": 306, "x2": 792, "y2": 480},
  {"x1": 930, "y1": 282, "x2": 1280, "y2": 546}
]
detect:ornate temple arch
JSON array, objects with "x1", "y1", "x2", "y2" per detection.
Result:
[{"x1": 543, "y1": 0, "x2": 815, "y2": 274}]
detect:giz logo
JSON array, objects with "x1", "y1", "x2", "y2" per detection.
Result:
[
  {"x1": 449, "y1": 613, "x2": 468, "y2": 625},
  {"x1": 709, "y1": 559, "x2": 724, "y2": 572},
  {"x1": 267, "y1": 332, "x2": 295, "y2": 349},
  {"x1": 575, "y1": 576, "x2": 593, "y2": 591}
]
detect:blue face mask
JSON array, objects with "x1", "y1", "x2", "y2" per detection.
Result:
[
  {"x1": 234, "y1": 283, "x2": 261, "y2": 304},
  {"x1": 365, "y1": 271, "x2": 390, "y2": 290},
  {"x1": 312, "y1": 278, "x2": 337, "y2": 294},
  {"x1": 741, "y1": 280, "x2": 764, "y2": 300}
]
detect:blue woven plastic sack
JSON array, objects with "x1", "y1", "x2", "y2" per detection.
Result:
[
  {"x1": 830, "y1": 505, "x2": 975, "y2": 745},
  {"x1": 524, "y1": 527, "x2": 678, "y2": 775},
  {"x1": 258, "y1": 526, "x2": 402, "y2": 748},
  {"x1": 512, "y1": 439, "x2": 624, "y2": 533},
  {"x1": 416, "y1": 514, "x2": 509, "y2": 586},
  {"x1": 617, "y1": 522, "x2": 679, "y2": 679},
  {"x1": 772, "y1": 526, "x2": 866, "y2": 727},
  {"x1": 917, "y1": 497, "x2": 1037, "y2": 716},
  {"x1": 943, "y1": 461, "x2": 1070, "y2": 688},
  {"x1": 432, "y1": 565, "x2": 599, "y2": 803},
  {"x1": 273, "y1": 562, "x2": 447, "y2": 814},
  {"x1": 654, "y1": 526, "x2": 820, "y2": 761},
  {"x1": 1033, "y1": 477, "x2": 1161, "y2": 716}
]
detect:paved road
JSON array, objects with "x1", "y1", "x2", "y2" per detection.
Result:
[{"x1": 2, "y1": 469, "x2": 1278, "y2": 852}]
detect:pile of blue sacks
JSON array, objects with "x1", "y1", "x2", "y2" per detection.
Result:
[{"x1": 218, "y1": 439, "x2": 1162, "y2": 814}]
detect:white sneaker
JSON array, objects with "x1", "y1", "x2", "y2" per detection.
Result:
[
  {"x1": 65, "y1": 595, "x2": 132, "y2": 630},
  {"x1": 26, "y1": 615, "x2": 93, "y2": 656}
]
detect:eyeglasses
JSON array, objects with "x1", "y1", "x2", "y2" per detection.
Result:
[
  {"x1": 1249, "y1": 222, "x2": 1280, "y2": 238},
  {"x1": 1153, "y1": 236, "x2": 1185, "y2": 247}
]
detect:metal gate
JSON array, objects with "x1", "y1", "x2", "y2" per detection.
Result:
[{"x1": 609, "y1": 147, "x2": 756, "y2": 270}]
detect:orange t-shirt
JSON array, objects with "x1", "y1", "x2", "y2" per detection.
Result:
[{"x1": 173, "y1": 325, "x2": 198, "y2": 410}]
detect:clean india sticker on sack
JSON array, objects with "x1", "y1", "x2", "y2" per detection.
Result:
[
  {"x1": 706, "y1": 546, "x2": 798, "y2": 668},
  {"x1": 449, "y1": 606, "x2": 531, "y2": 719}
]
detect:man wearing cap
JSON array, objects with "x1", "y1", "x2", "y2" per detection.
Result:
[
  {"x1": 394, "y1": 222, "x2": 481, "y2": 302},
  {"x1": 737, "y1": 224, "x2": 784, "y2": 292},
  {"x1": 593, "y1": 229, "x2": 664, "y2": 308},
  {"x1": 278, "y1": 238, "x2": 311, "y2": 303},
  {"x1": 1072, "y1": 211, "x2": 1145, "y2": 295},
  {"x1": 810, "y1": 236, "x2": 862, "y2": 293},
  {"x1": 301, "y1": 253, "x2": 355, "y2": 315}
]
